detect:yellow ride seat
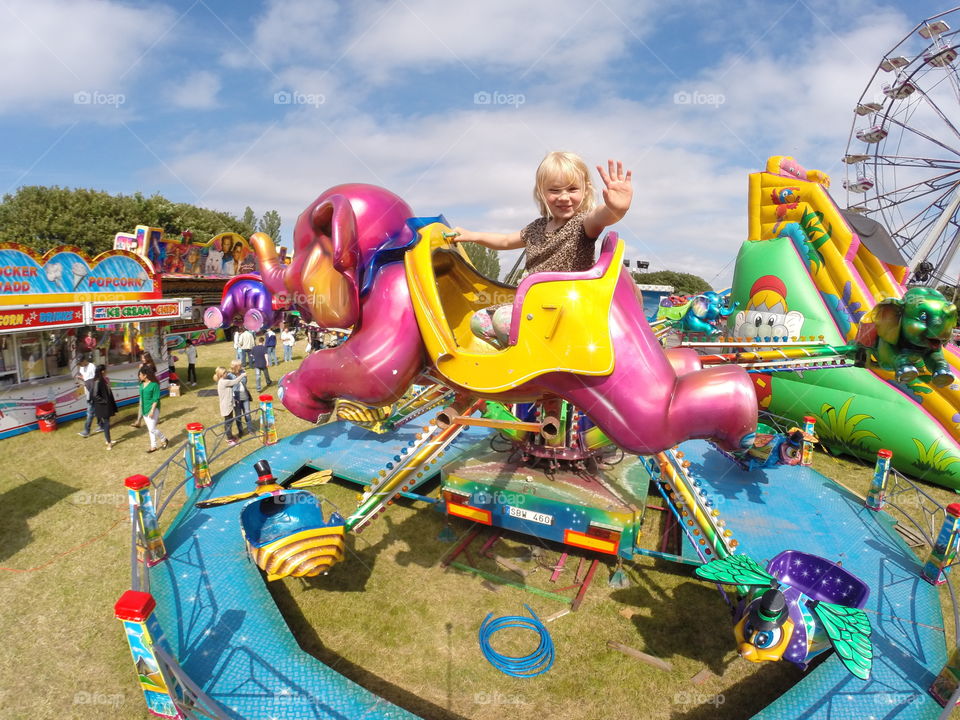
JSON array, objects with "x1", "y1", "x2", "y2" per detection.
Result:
[{"x1": 405, "y1": 223, "x2": 621, "y2": 393}]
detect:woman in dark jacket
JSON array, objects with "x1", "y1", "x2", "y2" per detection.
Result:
[{"x1": 91, "y1": 364, "x2": 119, "y2": 449}]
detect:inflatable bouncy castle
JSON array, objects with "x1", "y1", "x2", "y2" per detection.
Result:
[{"x1": 731, "y1": 156, "x2": 960, "y2": 489}]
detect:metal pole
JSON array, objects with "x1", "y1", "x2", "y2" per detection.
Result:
[{"x1": 909, "y1": 184, "x2": 960, "y2": 276}]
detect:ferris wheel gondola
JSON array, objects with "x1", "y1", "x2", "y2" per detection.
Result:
[{"x1": 844, "y1": 8, "x2": 960, "y2": 286}]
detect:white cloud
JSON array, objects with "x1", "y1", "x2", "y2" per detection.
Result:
[
  {"x1": 165, "y1": 71, "x2": 222, "y2": 110},
  {"x1": 239, "y1": 0, "x2": 656, "y2": 87},
  {"x1": 0, "y1": 0, "x2": 175, "y2": 113},
  {"x1": 242, "y1": 0, "x2": 341, "y2": 68}
]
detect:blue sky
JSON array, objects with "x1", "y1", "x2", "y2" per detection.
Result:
[{"x1": 0, "y1": 0, "x2": 954, "y2": 285}]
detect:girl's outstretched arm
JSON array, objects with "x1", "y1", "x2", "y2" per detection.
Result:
[
  {"x1": 583, "y1": 159, "x2": 633, "y2": 238},
  {"x1": 450, "y1": 227, "x2": 524, "y2": 250}
]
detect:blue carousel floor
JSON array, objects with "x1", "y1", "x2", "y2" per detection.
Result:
[
  {"x1": 150, "y1": 423, "x2": 490, "y2": 719},
  {"x1": 149, "y1": 429, "x2": 949, "y2": 720},
  {"x1": 679, "y1": 439, "x2": 947, "y2": 720}
]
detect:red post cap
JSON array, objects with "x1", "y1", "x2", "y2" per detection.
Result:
[
  {"x1": 259, "y1": 394, "x2": 273, "y2": 402},
  {"x1": 947, "y1": 503, "x2": 960, "y2": 518},
  {"x1": 877, "y1": 449, "x2": 893, "y2": 459},
  {"x1": 186, "y1": 422, "x2": 204, "y2": 432},
  {"x1": 114, "y1": 590, "x2": 156, "y2": 621},
  {"x1": 803, "y1": 416, "x2": 816, "y2": 423},
  {"x1": 124, "y1": 474, "x2": 151, "y2": 491}
]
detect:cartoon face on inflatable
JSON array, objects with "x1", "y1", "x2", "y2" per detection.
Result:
[{"x1": 734, "y1": 275, "x2": 804, "y2": 341}]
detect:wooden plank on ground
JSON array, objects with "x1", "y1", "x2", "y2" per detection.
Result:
[
  {"x1": 607, "y1": 641, "x2": 672, "y2": 671},
  {"x1": 691, "y1": 668, "x2": 715, "y2": 685}
]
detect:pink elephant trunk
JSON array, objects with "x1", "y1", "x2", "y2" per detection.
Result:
[
  {"x1": 537, "y1": 275, "x2": 757, "y2": 453},
  {"x1": 278, "y1": 264, "x2": 427, "y2": 422}
]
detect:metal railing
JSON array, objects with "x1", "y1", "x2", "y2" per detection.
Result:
[
  {"x1": 130, "y1": 411, "x2": 264, "y2": 594},
  {"x1": 126, "y1": 411, "x2": 269, "y2": 719}
]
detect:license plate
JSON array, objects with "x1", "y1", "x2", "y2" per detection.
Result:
[{"x1": 507, "y1": 506, "x2": 553, "y2": 525}]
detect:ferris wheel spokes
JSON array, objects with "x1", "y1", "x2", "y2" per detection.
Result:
[{"x1": 844, "y1": 8, "x2": 960, "y2": 269}]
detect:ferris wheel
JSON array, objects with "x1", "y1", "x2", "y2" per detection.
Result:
[{"x1": 844, "y1": 7, "x2": 960, "y2": 285}]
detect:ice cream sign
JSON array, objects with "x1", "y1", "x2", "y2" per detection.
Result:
[
  {"x1": 92, "y1": 301, "x2": 181, "y2": 322},
  {"x1": 0, "y1": 244, "x2": 156, "y2": 303}
]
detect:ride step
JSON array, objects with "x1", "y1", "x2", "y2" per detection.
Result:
[{"x1": 893, "y1": 521, "x2": 926, "y2": 548}]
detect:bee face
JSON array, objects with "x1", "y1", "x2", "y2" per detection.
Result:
[{"x1": 734, "y1": 614, "x2": 795, "y2": 662}]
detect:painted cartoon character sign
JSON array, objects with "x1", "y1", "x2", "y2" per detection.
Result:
[{"x1": 733, "y1": 275, "x2": 805, "y2": 341}]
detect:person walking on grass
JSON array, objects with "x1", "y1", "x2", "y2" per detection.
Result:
[
  {"x1": 185, "y1": 339, "x2": 198, "y2": 386},
  {"x1": 250, "y1": 336, "x2": 272, "y2": 391},
  {"x1": 76, "y1": 354, "x2": 103, "y2": 437},
  {"x1": 233, "y1": 325, "x2": 243, "y2": 363},
  {"x1": 238, "y1": 327, "x2": 255, "y2": 368},
  {"x1": 281, "y1": 326, "x2": 295, "y2": 363},
  {"x1": 214, "y1": 366, "x2": 247, "y2": 446},
  {"x1": 90, "y1": 364, "x2": 118, "y2": 449},
  {"x1": 138, "y1": 366, "x2": 168, "y2": 453},
  {"x1": 130, "y1": 352, "x2": 157, "y2": 429},
  {"x1": 265, "y1": 327, "x2": 278, "y2": 366},
  {"x1": 228, "y1": 359, "x2": 254, "y2": 437}
]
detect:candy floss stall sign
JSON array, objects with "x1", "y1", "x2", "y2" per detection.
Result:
[{"x1": 0, "y1": 244, "x2": 157, "y2": 304}]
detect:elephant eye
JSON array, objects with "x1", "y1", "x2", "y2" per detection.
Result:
[
  {"x1": 755, "y1": 316, "x2": 762, "y2": 328},
  {"x1": 767, "y1": 317, "x2": 776, "y2": 326},
  {"x1": 919, "y1": 312, "x2": 928, "y2": 322}
]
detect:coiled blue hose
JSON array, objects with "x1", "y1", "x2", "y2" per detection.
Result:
[{"x1": 478, "y1": 604, "x2": 555, "y2": 677}]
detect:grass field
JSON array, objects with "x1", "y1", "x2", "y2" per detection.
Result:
[{"x1": 0, "y1": 338, "x2": 958, "y2": 719}]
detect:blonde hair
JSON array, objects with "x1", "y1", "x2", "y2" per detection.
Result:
[
  {"x1": 533, "y1": 151, "x2": 597, "y2": 219},
  {"x1": 213, "y1": 366, "x2": 227, "y2": 381},
  {"x1": 229, "y1": 359, "x2": 242, "y2": 373}
]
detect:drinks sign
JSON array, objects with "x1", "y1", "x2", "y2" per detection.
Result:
[{"x1": 0, "y1": 304, "x2": 84, "y2": 331}]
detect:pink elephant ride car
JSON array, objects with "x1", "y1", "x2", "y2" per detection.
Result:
[{"x1": 249, "y1": 183, "x2": 758, "y2": 456}]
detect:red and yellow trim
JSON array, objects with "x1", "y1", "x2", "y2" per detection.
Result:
[
  {"x1": 447, "y1": 501, "x2": 492, "y2": 525},
  {"x1": 563, "y1": 528, "x2": 619, "y2": 555}
]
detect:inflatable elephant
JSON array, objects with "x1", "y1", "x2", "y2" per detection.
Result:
[
  {"x1": 249, "y1": 184, "x2": 758, "y2": 455},
  {"x1": 679, "y1": 291, "x2": 738, "y2": 336},
  {"x1": 204, "y1": 274, "x2": 278, "y2": 332},
  {"x1": 857, "y1": 286, "x2": 958, "y2": 387}
]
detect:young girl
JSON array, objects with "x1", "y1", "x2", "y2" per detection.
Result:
[
  {"x1": 130, "y1": 352, "x2": 157, "y2": 428},
  {"x1": 138, "y1": 366, "x2": 168, "y2": 453},
  {"x1": 453, "y1": 152, "x2": 633, "y2": 348}
]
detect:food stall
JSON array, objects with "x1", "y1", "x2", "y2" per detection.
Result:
[{"x1": 0, "y1": 242, "x2": 191, "y2": 438}]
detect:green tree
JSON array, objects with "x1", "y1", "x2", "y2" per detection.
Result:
[
  {"x1": 462, "y1": 242, "x2": 501, "y2": 280},
  {"x1": 257, "y1": 210, "x2": 282, "y2": 244},
  {"x1": 937, "y1": 284, "x2": 960, "y2": 303},
  {"x1": 0, "y1": 186, "x2": 250, "y2": 256},
  {"x1": 240, "y1": 206, "x2": 258, "y2": 237},
  {"x1": 631, "y1": 270, "x2": 711, "y2": 295}
]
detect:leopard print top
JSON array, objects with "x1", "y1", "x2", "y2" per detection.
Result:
[{"x1": 521, "y1": 211, "x2": 598, "y2": 274}]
